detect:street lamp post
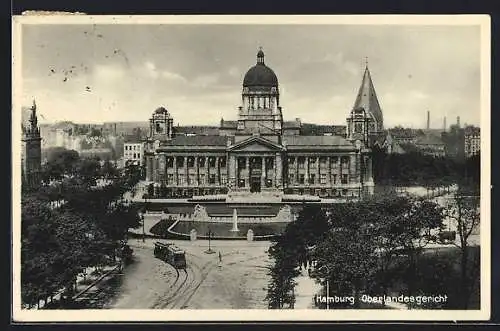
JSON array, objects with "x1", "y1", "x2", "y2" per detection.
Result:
[
  {"x1": 142, "y1": 212, "x2": 145, "y2": 243},
  {"x1": 205, "y1": 228, "x2": 215, "y2": 254}
]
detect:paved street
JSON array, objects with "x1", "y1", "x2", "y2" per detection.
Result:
[{"x1": 105, "y1": 239, "x2": 272, "y2": 309}]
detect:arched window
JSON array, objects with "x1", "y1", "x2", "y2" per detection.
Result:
[{"x1": 354, "y1": 122, "x2": 363, "y2": 133}]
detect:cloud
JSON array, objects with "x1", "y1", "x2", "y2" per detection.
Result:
[
  {"x1": 228, "y1": 66, "x2": 239, "y2": 77},
  {"x1": 192, "y1": 73, "x2": 220, "y2": 88},
  {"x1": 161, "y1": 70, "x2": 187, "y2": 83},
  {"x1": 19, "y1": 24, "x2": 481, "y2": 127},
  {"x1": 93, "y1": 64, "x2": 126, "y2": 83},
  {"x1": 144, "y1": 61, "x2": 159, "y2": 79}
]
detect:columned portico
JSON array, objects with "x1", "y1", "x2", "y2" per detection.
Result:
[{"x1": 229, "y1": 152, "x2": 283, "y2": 193}]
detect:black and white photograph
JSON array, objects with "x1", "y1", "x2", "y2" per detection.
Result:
[{"x1": 12, "y1": 15, "x2": 490, "y2": 321}]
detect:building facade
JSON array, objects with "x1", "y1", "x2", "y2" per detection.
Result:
[
  {"x1": 144, "y1": 50, "x2": 376, "y2": 200},
  {"x1": 464, "y1": 125, "x2": 480, "y2": 157},
  {"x1": 124, "y1": 141, "x2": 145, "y2": 166},
  {"x1": 21, "y1": 100, "x2": 42, "y2": 190}
]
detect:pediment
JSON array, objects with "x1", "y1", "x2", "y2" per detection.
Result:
[{"x1": 227, "y1": 136, "x2": 285, "y2": 152}]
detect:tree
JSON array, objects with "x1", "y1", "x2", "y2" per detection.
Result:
[
  {"x1": 380, "y1": 196, "x2": 443, "y2": 299},
  {"x1": 74, "y1": 157, "x2": 101, "y2": 185},
  {"x1": 22, "y1": 149, "x2": 143, "y2": 308},
  {"x1": 265, "y1": 206, "x2": 328, "y2": 308},
  {"x1": 311, "y1": 202, "x2": 380, "y2": 308},
  {"x1": 100, "y1": 159, "x2": 119, "y2": 179},
  {"x1": 309, "y1": 193, "x2": 444, "y2": 308},
  {"x1": 41, "y1": 148, "x2": 80, "y2": 182},
  {"x1": 444, "y1": 185, "x2": 480, "y2": 308},
  {"x1": 265, "y1": 236, "x2": 301, "y2": 309}
]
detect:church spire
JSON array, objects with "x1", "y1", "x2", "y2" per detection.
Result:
[
  {"x1": 29, "y1": 99, "x2": 38, "y2": 129},
  {"x1": 352, "y1": 63, "x2": 384, "y2": 130}
]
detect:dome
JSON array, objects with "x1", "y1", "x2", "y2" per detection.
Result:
[
  {"x1": 154, "y1": 106, "x2": 168, "y2": 114},
  {"x1": 243, "y1": 49, "x2": 278, "y2": 88}
]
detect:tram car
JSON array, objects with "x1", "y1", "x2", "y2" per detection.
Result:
[{"x1": 154, "y1": 241, "x2": 187, "y2": 269}]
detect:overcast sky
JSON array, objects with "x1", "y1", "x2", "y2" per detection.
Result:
[{"x1": 20, "y1": 23, "x2": 481, "y2": 128}]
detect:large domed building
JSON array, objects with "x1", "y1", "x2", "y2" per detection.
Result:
[{"x1": 144, "y1": 49, "x2": 381, "y2": 203}]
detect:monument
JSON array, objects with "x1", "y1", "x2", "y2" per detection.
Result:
[{"x1": 230, "y1": 208, "x2": 239, "y2": 232}]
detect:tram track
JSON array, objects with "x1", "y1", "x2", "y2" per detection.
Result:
[
  {"x1": 159, "y1": 253, "x2": 216, "y2": 309},
  {"x1": 150, "y1": 266, "x2": 188, "y2": 309}
]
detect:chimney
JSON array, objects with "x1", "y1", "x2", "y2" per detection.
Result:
[
  {"x1": 426, "y1": 111, "x2": 430, "y2": 130},
  {"x1": 443, "y1": 116, "x2": 447, "y2": 132},
  {"x1": 457, "y1": 116, "x2": 461, "y2": 128}
]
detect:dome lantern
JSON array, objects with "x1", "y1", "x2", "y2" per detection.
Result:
[{"x1": 257, "y1": 47, "x2": 265, "y2": 65}]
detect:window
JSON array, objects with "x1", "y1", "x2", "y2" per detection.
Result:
[
  {"x1": 298, "y1": 157, "x2": 305, "y2": 169},
  {"x1": 266, "y1": 157, "x2": 274, "y2": 169},
  {"x1": 187, "y1": 157, "x2": 195, "y2": 168},
  {"x1": 167, "y1": 157, "x2": 174, "y2": 168},
  {"x1": 341, "y1": 156, "x2": 350, "y2": 165},
  {"x1": 209, "y1": 157, "x2": 216, "y2": 168},
  {"x1": 309, "y1": 174, "x2": 316, "y2": 184},
  {"x1": 331, "y1": 156, "x2": 339, "y2": 167},
  {"x1": 238, "y1": 178, "x2": 245, "y2": 187},
  {"x1": 309, "y1": 157, "x2": 317, "y2": 166},
  {"x1": 177, "y1": 156, "x2": 185, "y2": 168},
  {"x1": 319, "y1": 157, "x2": 327, "y2": 167},
  {"x1": 288, "y1": 157, "x2": 295, "y2": 165},
  {"x1": 289, "y1": 173, "x2": 295, "y2": 184},
  {"x1": 355, "y1": 122, "x2": 363, "y2": 133},
  {"x1": 238, "y1": 157, "x2": 246, "y2": 168},
  {"x1": 199, "y1": 174, "x2": 206, "y2": 185},
  {"x1": 220, "y1": 157, "x2": 227, "y2": 167},
  {"x1": 266, "y1": 179, "x2": 273, "y2": 188},
  {"x1": 320, "y1": 174, "x2": 327, "y2": 184},
  {"x1": 220, "y1": 174, "x2": 227, "y2": 185},
  {"x1": 167, "y1": 174, "x2": 174, "y2": 185},
  {"x1": 299, "y1": 174, "x2": 305, "y2": 184},
  {"x1": 342, "y1": 189, "x2": 348, "y2": 196},
  {"x1": 198, "y1": 157, "x2": 205, "y2": 168},
  {"x1": 189, "y1": 174, "x2": 196, "y2": 185},
  {"x1": 178, "y1": 174, "x2": 186, "y2": 185},
  {"x1": 209, "y1": 174, "x2": 216, "y2": 184},
  {"x1": 332, "y1": 174, "x2": 337, "y2": 184},
  {"x1": 341, "y1": 174, "x2": 348, "y2": 184}
]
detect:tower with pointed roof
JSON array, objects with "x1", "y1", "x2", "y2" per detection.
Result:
[
  {"x1": 347, "y1": 61, "x2": 384, "y2": 146},
  {"x1": 21, "y1": 100, "x2": 42, "y2": 190}
]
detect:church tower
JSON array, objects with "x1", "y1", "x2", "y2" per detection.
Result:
[
  {"x1": 237, "y1": 48, "x2": 283, "y2": 135},
  {"x1": 21, "y1": 100, "x2": 42, "y2": 190},
  {"x1": 347, "y1": 61, "x2": 384, "y2": 145}
]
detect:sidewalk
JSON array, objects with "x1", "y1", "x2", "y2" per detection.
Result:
[{"x1": 294, "y1": 267, "x2": 322, "y2": 309}]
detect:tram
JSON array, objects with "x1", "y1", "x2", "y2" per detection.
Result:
[{"x1": 154, "y1": 241, "x2": 187, "y2": 269}]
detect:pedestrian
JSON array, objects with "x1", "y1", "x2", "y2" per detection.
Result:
[{"x1": 218, "y1": 251, "x2": 222, "y2": 263}]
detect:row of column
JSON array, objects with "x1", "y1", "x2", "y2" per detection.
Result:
[
  {"x1": 229, "y1": 154, "x2": 283, "y2": 190},
  {"x1": 151, "y1": 154, "x2": 227, "y2": 187},
  {"x1": 243, "y1": 95, "x2": 276, "y2": 110},
  {"x1": 287, "y1": 154, "x2": 361, "y2": 186},
  {"x1": 146, "y1": 152, "x2": 371, "y2": 189}
]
